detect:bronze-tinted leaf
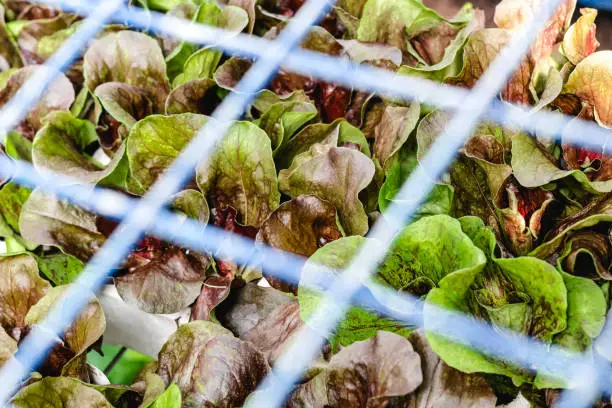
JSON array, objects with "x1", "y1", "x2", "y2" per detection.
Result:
[
  {"x1": 213, "y1": 57, "x2": 252, "y2": 90},
  {"x1": 24, "y1": 286, "x2": 105, "y2": 356},
  {"x1": 256, "y1": 195, "x2": 342, "y2": 292},
  {"x1": 17, "y1": 13, "x2": 76, "y2": 65},
  {"x1": 0, "y1": 325, "x2": 17, "y2": 368},
  {"x1": 24, "y1": 286, "x2": 105, "y2": 379},
  {"x1": 562, "y1": 8, "x2": 600, "y2": 65},
  {"x1": 190, "y1": 275, "x2": 232, "y2": 322},
  {"x1": 19, "y1": 190, "x2": 106, "y2": 262},
  {"x1": 565, "y1": 51, "x2": 612, "y2": 127},
  {"x1": 0, "y1": 254, "x2": 50, "y2": 330},
  {"x1": 279, "y1": 143, "x2": 374, "y2": 236},
  {"x1": 512, "y1": 132, "x2": 612, "y2": 193},
  {"x1": 326, "y1": 331, "x2": 423, "y2": 408},
  {"x1": 0, "y1": 66, "x2": 75, "y2": 140},
  {"x1": 94, "y1": 82, "x2": 157, "y2": 128},
  {"x1": 447, "y1": 29, "x2": 533, "y2": 105},
  {"x1": 83, "y1": 31, "x2": 169, "y2": 111},
  {"x1": 373, "y1": 103, "x2": 420, "y2": 170},
  {"x1": 115, "y1": 246, "x2": 210, "y2": 314},
  {"x1": 165, "y1": 78, "x2": 219, "y2": 115},
  {"x1": 244, "y1": 301, "x2": 309, "y2": 365},
  {"x1": 559, "y1": 230, "x2": 611, "y2": 280},
  {"x1": 157, "y1": 321, "x2": 269, "y2": 407},
  {"x1": 215, "y1": 283, "x2": 294, "y2": 338},
  {"x1": 406, "y1": 331, "x2": 497, "y2": 408}
]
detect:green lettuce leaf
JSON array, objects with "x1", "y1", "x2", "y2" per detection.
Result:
[
  {"x1": 300, "y1": 216, "x2": 486, "y2": 348},
  {"x1": 169, "y1": 3, "x2": 247, "y2": 85},
  {"x1": 511, "y1": 132, "x2": 612, "y2": 193},
  {"x1": 164, "y1": 3, "x2": 216, "y2": 82},
  {"x1": 35, "y1": 251, "x2": 84, "y2": 286},
  {"x1": 299, "y1": 235, "x2": 411, "y2": 348},
  {"x1": 32, "y1": 111, "x2": 125, "y2": 184},
  {"x1": 127, "y1": 113, "x2": 208, "y2": 193},
  {"x1": 142, "y1": 0, "x2": 187, "y2": 12},
  {"x1": 425, "y1": 218, "x2": 569, "y2": 386},
  {"x1": 172, "y1": 189, "x2": 209, "y2": 224},
  {"x1": 257, "y1": 99, "x2": 318, "y2": 152},
  {"x1": 0, "y1": 182, "x2": 31, "y2": 236},
  {"x1": 12, "y1": 377, "x2": 113, "y2": 408},
  {"x1": 146, "y1": 383, "x2": 181, "y2": 408},
  {"x1": 552, "y1": 271, "x2": 606, "y2": 351},
  {"x1": 172, "y1": 48, "x2": 223, "y2": 88},
  {"x1": 379, "y1": 141, "x2": 453, "y2": 219},
  {"x1": 4, "y1": 131, "x2": 33, "y2": 162},
  {"x1": 377, "y1": 214, "x2": 487, "y2": 294},
  {"x1": 137, "y1": 372, "x2": 167, "y2": 408},
  {"x1": 0, "y1": 4, "x2": 23, "y2": 70},
  {"x1": 196, "y1": 120, "x2": 280, "y2": 228}
]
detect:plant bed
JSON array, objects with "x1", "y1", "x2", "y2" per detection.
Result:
[{"x1": 0, "y1": 0, "x2": 611, "y2": 407}]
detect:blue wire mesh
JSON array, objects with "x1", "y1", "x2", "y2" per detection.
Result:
[{"x1": 0, "y1": 0, "x2": 611, "y2": 407}]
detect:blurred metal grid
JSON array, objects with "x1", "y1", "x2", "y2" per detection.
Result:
[{"x1": 0, "y1": 0, "x2": 609, "y2": 407}]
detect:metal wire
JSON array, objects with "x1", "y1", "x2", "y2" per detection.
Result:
[
  {"x1": 26, "y1": 0, "x2": 612, "y2": 154},
  {"x1": 0, "y1": 0, "x2": 126, "y2": 399},
  {"x1": 2, "y1": 155, "x2": 612, "y2": 395},
  {"x1": 0, "y1": 0, "x2": 336, "y2": 402},
  {"x1": 0, "y1": 0, "x2": 610, "y2": 406},
  {"x1": 247, "y1": 0, "x2": 567, "y2": 406}
]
